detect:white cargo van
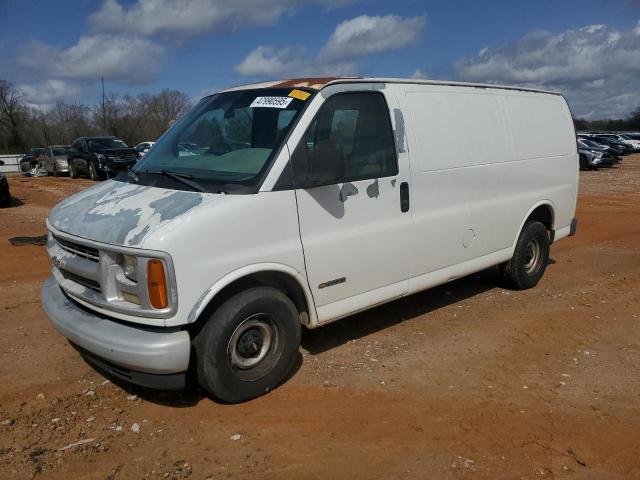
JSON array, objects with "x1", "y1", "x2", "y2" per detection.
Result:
[{"x1": 42, "y1": 77, "x2": 578, "y2": 402}]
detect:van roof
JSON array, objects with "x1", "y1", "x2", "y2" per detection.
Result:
[{"x1": 219, "y1": 77, "x2": 561, "y2": 96}]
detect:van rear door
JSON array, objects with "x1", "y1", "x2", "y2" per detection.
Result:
[{"x1": 291, "y1": 90, "x2": 412, "y2": 322}]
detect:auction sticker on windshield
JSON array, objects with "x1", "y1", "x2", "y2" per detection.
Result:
[{"x1": 250, "y1": 96, "x2": 293, "y2": 109}]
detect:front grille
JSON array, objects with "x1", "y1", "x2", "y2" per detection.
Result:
[
  {"x1": 54, "y1": 235, "x2": 99, "y2": 262},
  {"x1": 60, "y1": 268, "x2": 101, "y2": 292},
  {"x1": 107, "y1": 152, "x2": 137, "y2": 162}
]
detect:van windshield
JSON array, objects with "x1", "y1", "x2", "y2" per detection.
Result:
[{"x1": 131, "y1": 88, "x2": 311, "y2": 193}]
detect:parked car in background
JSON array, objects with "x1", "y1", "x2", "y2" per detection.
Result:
[
  {"x1": 67, "y1": 136, "x2": 140, "y2": 181},
  {"x1": 591, "y1": 135, "x2": 633, "y2": 154},
  {"x1": 134, "y1": 141, "x2": 155, "y2": 156},
  {"x1": 583, "y1": 135, "x2": 628, "y2": 155},
  {"x1": 0, "y1": 160, "x2": 11, "y2": 207},
  {"x1": 611, "y1": 134, "x2": 640, "y2": 152},
  {"x1": 577, "y1": 139, "x2": 619, "y2": 165},
  {"x1": 578, "y1": 147, "x2": 611, "y2": 170},
  {"x1": 19, "y1": 147, "x2": 44, "y2": 175},
  {"x1": 623, "y1": 132, "x2": 640, "y2": 141},
  {"x1": 40, "y1": 145, "x2": 71, "y2": 176}
]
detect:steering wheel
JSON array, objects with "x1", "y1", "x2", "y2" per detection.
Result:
[{"x1": 207, "y1": 142, "x2": 233, "y2": 155}]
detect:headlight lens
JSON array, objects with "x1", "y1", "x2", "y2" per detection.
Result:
[{"x1": 122, "y1": 254, "x2": 138, "y2": 282}]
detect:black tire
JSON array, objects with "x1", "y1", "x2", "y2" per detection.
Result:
[
  {"x1": 195, "y1": 287, "x2": 301, "y2": 403},
  {"x1": 89, "y1": 162, "x2": 100, "y2": 181},
  {"x1": 69, "y1": 161, "x2": 78, "y2": 179},
  {"x1": 502, "y1": 221, "x2": 550, "y2": 290}
]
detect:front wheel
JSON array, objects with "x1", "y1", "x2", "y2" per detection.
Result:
[
  {"x1": 69, "y1": 161, "x2": 78, "y2": 178},
  {"x1": 502, "y1": 221, "x2": 550, "y2": 290},
  {"x1": 89, "y1": 163, "x2": 100, "y2": 181},
  {"x1": 195, "y1": 287, "x2": 301, "y2": 403}
]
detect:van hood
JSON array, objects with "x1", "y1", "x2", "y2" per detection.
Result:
[{"x1": 48, "y1": 180, "x2": 213, "y2": 247}]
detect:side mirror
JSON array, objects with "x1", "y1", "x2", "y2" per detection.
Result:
[{"x1": 291, "y1": 140, "x2": 344, "y2": 188}]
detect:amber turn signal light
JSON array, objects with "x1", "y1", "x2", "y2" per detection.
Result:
[{"x1": 147, "y1": 259, "x2": 168, "y2": 309}]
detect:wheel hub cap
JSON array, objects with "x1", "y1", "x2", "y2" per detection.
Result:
[
  {"x1": 228, "y1": 316, "x2": 274, "y2": 370},
  {"x1": 524, "y1": 238, "x2": 541, "y2": 274},
  {"x1": 237, "y1": 328, "x2": 264, "y2": 358}
]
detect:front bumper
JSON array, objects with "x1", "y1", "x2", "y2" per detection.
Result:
[{"x1": 41, "y1": 277, "x2": 190, "y2": 388}]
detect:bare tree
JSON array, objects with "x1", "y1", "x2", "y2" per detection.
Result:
[
  {"x1": 146, "y1": 89, "x2": 192, "y2": 138},
  {"x1": 0, "y1": 79, "x2": 194, "y2": 152},
  {"x1": 0, "y1": 80, "x2": 28, "y2": 152}
]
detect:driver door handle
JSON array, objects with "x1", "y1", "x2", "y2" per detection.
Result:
[{"x1": 400, "y1": 182, "x2": 409, "y2": 213}]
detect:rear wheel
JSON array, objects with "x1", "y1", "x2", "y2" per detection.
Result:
[
  {"x1": 502, "y1": 221, "x2": 550, "y2": 290},
  {"x1": 195, "y1": 287, "x2": 301, "y2": 403}
]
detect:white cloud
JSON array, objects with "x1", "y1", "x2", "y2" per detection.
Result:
[
  {"x1": 20, "y1": 35, "x2": 165, "y2": 85},
  {"x1": 319, "y1": 14, "x2": 425, "y2": 61},
  {"x1": 90, "y1": 0, "x2": 359, "y2": 39},
  {"x1": 234, "y1": 45, "x2": 356, "y2": 78},
  {"x1": 235, "y1": 13, "x2": 425, "y2": 78},
  {"x1": 452, "y1": 22, "x2": 640, "y2": 118},
  {"x1": 17, "y1": 80, "x2": 83, "y2": 107},
  {"x1": 235, "y1": 46, "x2": 309, "y2": 77},
  {"x1": 411, "y1": 69, "x2": 428, "y2": 79}
]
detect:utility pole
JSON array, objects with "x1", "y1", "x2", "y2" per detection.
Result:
[{"x1": 101, "y1": 76, "x2": 106, "y2": 133}]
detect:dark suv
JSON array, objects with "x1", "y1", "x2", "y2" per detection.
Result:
[
  {"x1": 0, "y1": 160, "x2": 10, "y2": 207},
  {"x1": 68, "y1": 136, "x2": 139, "y2": 181}
]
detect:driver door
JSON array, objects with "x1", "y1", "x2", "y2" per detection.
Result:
[{"x1": 291, "y1": 90, "x2": 412, "y2": 322}]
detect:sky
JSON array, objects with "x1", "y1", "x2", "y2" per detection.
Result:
[{"x1": 1, "y1": 0, "x2": 639, "y2": 119}]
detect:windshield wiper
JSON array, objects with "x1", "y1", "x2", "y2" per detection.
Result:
[
  {"x1": 127, "y1": 168, "x2": 140, "y2": 184},
  {"x1": 144, "y1": 169, "x2": 207, "y2": 193}
]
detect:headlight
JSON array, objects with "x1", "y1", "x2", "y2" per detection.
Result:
[
  {"x1": 122, "y1": 254, "x2": 138, "y2": 282},
  {"x1": 96, "y1": 153, "x2": 107, "y2": 168},
  {"x1": 116, "y1": 254, "x2": 172, "y2": 310},
  {"x1": 147, "y1": 259, "x2": 168, "y2": 309}
]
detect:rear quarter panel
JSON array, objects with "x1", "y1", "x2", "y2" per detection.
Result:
[{"x1": 398, "y1": 84, "x2": 577, "y2": 278}]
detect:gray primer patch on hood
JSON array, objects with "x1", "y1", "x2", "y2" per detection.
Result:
[
  {"x1": 48, "y1": 180, "x2": 206, "y2": 247},
  {"x1": 127, "y1": 225, "x2": 151, "y2": 246},
  {"x1": 149, "y1": 192, "x2": 203, "y2": 222}
]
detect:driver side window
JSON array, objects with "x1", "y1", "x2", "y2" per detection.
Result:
[{"x1": 291, "y1": 92, "x2": 398, "y2": 185}]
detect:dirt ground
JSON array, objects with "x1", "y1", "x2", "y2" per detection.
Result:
[{"x1": 1, "y1": 158, "x2": 639, "y2": 480}]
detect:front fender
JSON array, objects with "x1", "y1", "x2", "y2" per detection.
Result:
[{"x1": 186, "y1": 263, "x2": 318, "y2": 326}]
